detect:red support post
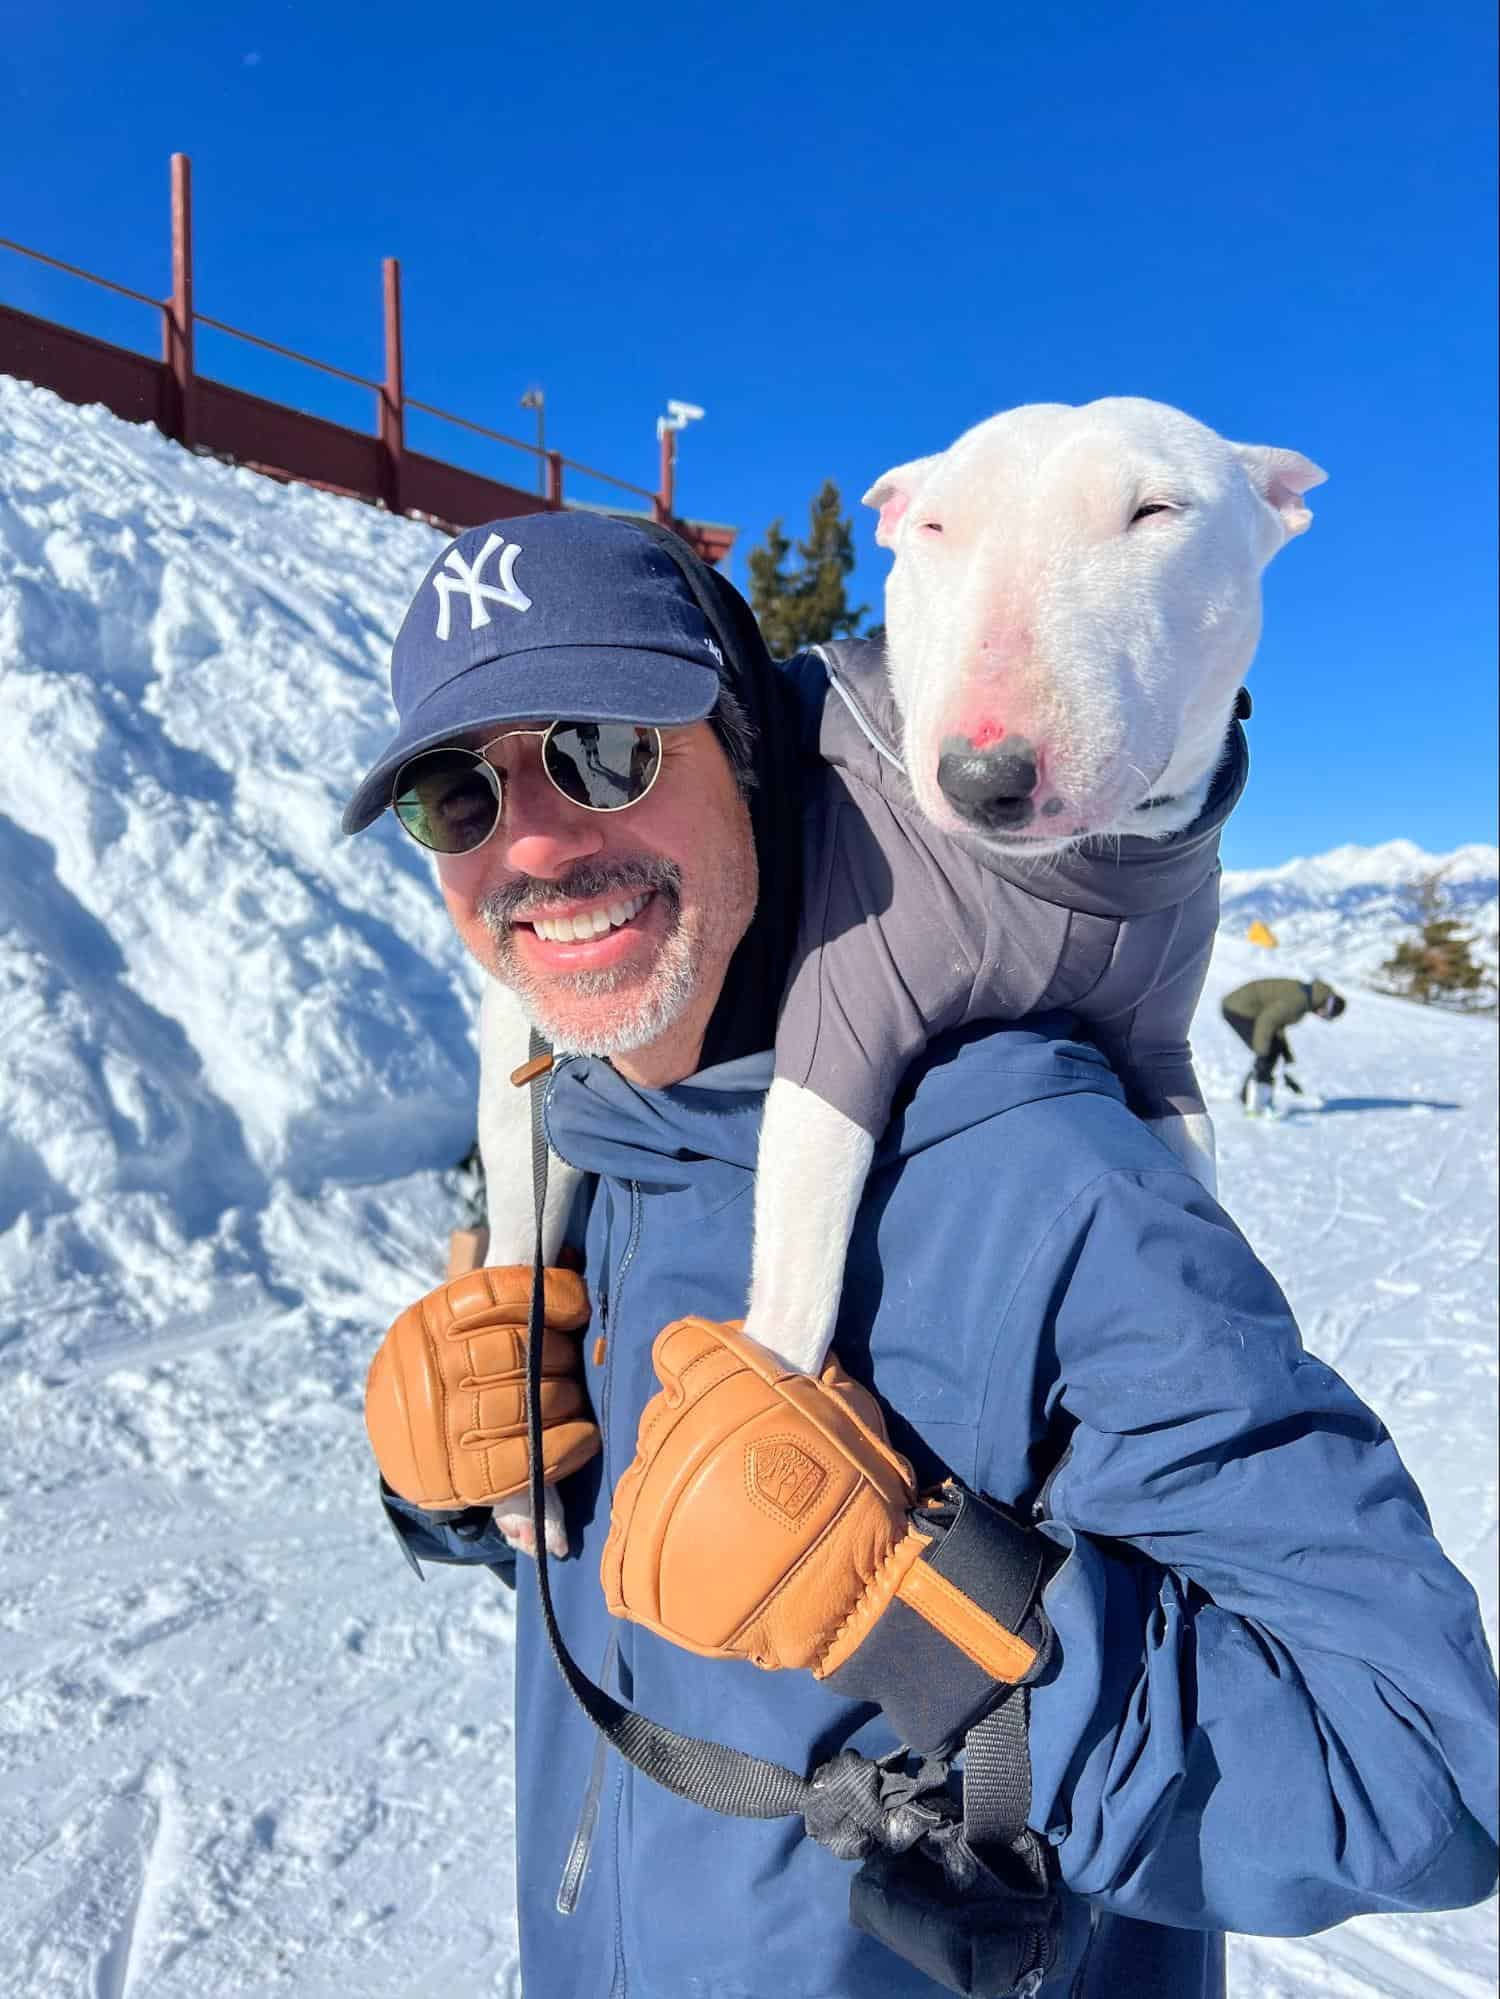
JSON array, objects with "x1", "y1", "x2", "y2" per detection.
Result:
[
  {"x1": 655, "y1": 424, "x2": 676, "y2": 523},
  {"x1": 163, "y1": 153, "x2": 195, "y2": 445},
  {"x1": 380, "y1": 257, "x2": 404, "y2": 513},
  {"x1": 545, "y1": 450, "x2": 564, "y2": 508}
]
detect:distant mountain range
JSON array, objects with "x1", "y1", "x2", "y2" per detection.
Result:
[{"x1": 1218, "y1": 841, "x2": 1499, "y2": 987}]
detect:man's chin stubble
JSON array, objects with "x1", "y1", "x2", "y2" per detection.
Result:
[{"x1": 479, "y1": 902, "x2": 700, "y2": 1058}]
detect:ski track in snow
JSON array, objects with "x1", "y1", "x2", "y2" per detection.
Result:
[{"x1": 1, "y1": 378, "x2": 1495, "y2": 1996}]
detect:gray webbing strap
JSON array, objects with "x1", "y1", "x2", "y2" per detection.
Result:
[{"x1": 962, "y1": 1690, "x2": 1034, "y2": 1858}]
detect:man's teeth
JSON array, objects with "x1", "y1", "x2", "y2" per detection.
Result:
[{"x1": 531, "y1": 891, "x2": 651, "y2": 943}]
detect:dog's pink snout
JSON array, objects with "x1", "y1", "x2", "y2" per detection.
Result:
[{"x1": 969, "y1": 717, "x2": 1007, "y2": 750}]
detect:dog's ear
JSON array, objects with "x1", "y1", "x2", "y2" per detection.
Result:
[
  {"x1": 1232, "y1": 444, "x2": 1328, "y2": 542},
  {"x1": 862, "y1": 456, "x2": 940, "y2": 549}
]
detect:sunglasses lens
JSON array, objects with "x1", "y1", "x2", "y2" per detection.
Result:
[
  {"x1": 392, "y1": 750, "x2": 500, "y2": 853},
  {"x1": 544, "y1": 723, "x2": 661, "y2": 811}
]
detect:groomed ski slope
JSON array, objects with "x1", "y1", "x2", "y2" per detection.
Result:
[{"x1": 1, "y1": 376, "x2": 1494, "y2": 1998}]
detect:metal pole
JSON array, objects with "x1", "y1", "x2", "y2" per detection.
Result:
[
  {"x1": 656, "y1": 424, "x2": 676, "y2": 523},
  {"x1": 165, "y1": 153, "x2": 195, "y2": 445},
  {"x1": 521, "y1": 386, "x2": 546, "y2": 496},
  {"x1": 381, "y1": 257, "x2": 404, "y2": 512}
]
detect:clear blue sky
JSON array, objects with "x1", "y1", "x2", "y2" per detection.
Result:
[{"x1": 2, "y1": 1, "x2": 1495, "y2": 866}]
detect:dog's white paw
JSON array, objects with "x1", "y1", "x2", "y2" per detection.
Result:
[{"x1": 493, "y1": 1484, "x2": 568, "y2": 1560}]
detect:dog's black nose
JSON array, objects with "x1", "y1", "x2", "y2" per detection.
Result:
[{"x1": 936, "y1": 736, "x2": 1039, "y2": 830}]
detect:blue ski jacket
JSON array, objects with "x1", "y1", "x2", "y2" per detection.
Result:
[{"x1": 386, "y1": 1019, "x2": 1498, "y2": 1998}]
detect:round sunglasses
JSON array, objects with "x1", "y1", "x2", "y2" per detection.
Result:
[{"x1": 390, "y1": 721, "x2": 664, "y2": 856}]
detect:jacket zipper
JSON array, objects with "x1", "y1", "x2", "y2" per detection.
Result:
[
  {"x1": 813, "y1": 645, "x2": 905, "y2": 771},
  {"x1": 1068, "y1": 1906, "x2": 1099, "y2": 1996},
  {"x1": 555, "y1": 1180, "x2": 642, "y2": 1923},
  {"x1": 1014, "y1": 1924, "x2": 1051, "y2": 1998},
  {"x1": 599, "y1": 1180, "x2": 642, "y2": 1458},
  {"x1": 604, "y1": 1184, "x2": 640, "y2": 1997},
  {"x1": 1033, "y1": 1439, "x2": 1076, "y2": 1525},
  {"x1": 555, "y1": 1632, "x2": 618, "y2": 1914}
]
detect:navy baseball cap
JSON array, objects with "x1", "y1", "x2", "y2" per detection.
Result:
[{"x1": 342, "y1": 512, "x2": 724, "y2": 835}]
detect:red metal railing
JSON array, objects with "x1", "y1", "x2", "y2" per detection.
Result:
[
  {"x1": 0, "y1": 235, "x2": 163, "y2": 311},
  {"x1": 0, "y1": 155, "x2": 733, "y2": 563}
]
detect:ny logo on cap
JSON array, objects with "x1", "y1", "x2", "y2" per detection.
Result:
[{"x1": 432, "y1": 532, "x2": 533, "y2": 640}]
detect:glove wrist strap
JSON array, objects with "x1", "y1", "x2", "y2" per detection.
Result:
[{"x1": 822, "y1": 1486, "x2": 1053, "y2": 1756}]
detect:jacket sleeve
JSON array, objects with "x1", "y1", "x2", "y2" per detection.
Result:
[
  {"x1": 988, "y1": 1167, "x2": 1499, "y2": 1937},
  {"x1": 378, "y1": 1480, "x2": 518, "y2": 1585}
]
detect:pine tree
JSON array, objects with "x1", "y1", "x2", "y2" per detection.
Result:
[
  {"x1": 793, "y1": 479, "x2": 868, "y2": 649},
  {"x1": 1377, "y1": 871, "x2": 1496, "y2": 1009},
  {"x1": 746, "y1": 480, "x2": 869, "y2": 657},
  {"x1": 745, "y1": 517, "x2": 801, "y2": 658}
]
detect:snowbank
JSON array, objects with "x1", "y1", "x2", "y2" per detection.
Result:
[{"x1": 0, "y1": 373, "x2": 483, "y2": 1357}]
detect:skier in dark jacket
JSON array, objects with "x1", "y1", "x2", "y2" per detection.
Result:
[
  {"x1": 345, "y1": 519, "x2": 1496, "y2": 1998},
  {"x1": 1222, "y1": 976, "x2": 1346, "y2": 1115}
]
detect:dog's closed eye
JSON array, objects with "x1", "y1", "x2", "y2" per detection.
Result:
[
  {"x1": 917, "y1": 520, "x2": 945, "y2": 534},
  {"x1": 1130, "y1": 502, "x2": 1180, "y2": 525}
]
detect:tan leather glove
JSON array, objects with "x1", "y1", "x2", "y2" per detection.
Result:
[
  {"x1": 366, "y1": 1265, "x2": 599, "y2": 1510},
  {"x1": 601, "y1": 1320, "x2": 1042, "y2": 1702}
]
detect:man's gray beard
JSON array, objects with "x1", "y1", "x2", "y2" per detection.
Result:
[{"x1": 476, "y1": 858, "x2": 699, "y2": 1058}]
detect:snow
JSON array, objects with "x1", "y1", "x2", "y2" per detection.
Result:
[
  {"x1": 1222, "y1": 840, "x2": 1498, "y2": 897},
  {"x1": 1198, "y1": 942, "x2": 1499, "y2": 1998},
  {"x1": 1, "y1": 375, "x2": 1495, "y2": 1997}
]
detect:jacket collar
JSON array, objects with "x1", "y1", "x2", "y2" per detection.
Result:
[{"x1": 543, "y1": 1021, "x2": 1121, "y2": 1185}]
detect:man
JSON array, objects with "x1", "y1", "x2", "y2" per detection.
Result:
[
  {"x1": 1221, "y1": 975, "x2": 1346, "y2": 1116},
  {"x1": 343, "y1": 514, "x2": 1497, "y2": 1998}
]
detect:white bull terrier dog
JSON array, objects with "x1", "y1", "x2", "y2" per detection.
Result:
[{"x1": 480, "y1": 396, "x2": 1325, "y2": 1552}]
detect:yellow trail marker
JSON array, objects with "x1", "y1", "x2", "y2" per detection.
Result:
[{"x1": 1247, "y1": 920, "x2": 1278, "y2": 948}]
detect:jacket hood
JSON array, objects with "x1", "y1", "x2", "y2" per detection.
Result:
[{"x1": 544, "y1": 1017, "x2": 1125, "y2": 1189}]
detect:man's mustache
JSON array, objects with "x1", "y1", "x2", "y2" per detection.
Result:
[{"x1": 478, "y1": 858, "x2": 683, "y2": 931}]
